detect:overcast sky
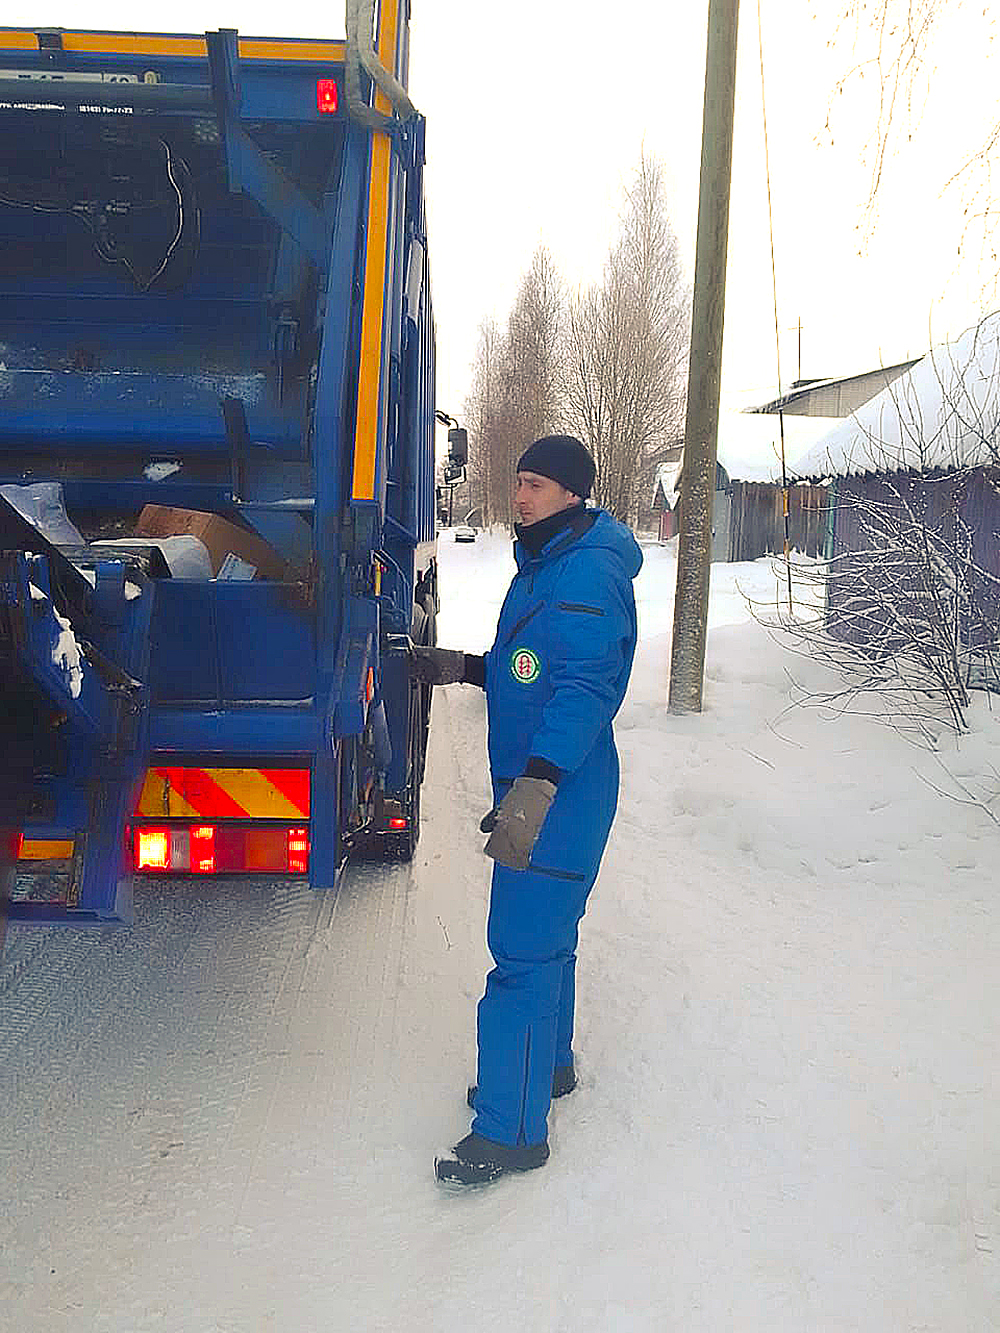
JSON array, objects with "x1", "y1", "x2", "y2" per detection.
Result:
[{"x1": 10, "y1": 1, "x2": 997, "y2": 472}]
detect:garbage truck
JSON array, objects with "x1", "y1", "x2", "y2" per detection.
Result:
[{"x1": 0, "y1": 10, "x2": 457, "y2": 930}]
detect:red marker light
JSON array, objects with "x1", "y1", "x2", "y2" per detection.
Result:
[
  {"x1": 389, "y1": 817, "x2": 408, "y2": 830},
  {"x1": 190, "y1": 824, "x2": 215, "y2": 874},
  {"x1": 287, "y1": 827, "x2": 309, "y2": 874},
  {"x1": 316, "y1": 78, "x2": 339, "y2": 114}
]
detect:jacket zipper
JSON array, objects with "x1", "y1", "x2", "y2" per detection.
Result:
[
  {"x1": 517, "y1": 1024, "x2": 532, "y2": 1145},
  {"x1": 502, "y1": 600, "x2": 544, "y2": 646}
]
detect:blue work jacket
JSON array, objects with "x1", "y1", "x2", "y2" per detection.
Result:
[{"x1": 483, "y1": 508, "x2": 642, "y2": 880}]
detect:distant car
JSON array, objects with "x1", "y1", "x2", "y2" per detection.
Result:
[{"x1": 452, "y1": 525, "x2": 476, "y2": 543}]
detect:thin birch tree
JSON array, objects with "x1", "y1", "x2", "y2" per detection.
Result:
[
  {"x1": 465, "y1": 247, "x2": 566, "y2": 526},
  {"x1": 565, "y1": 154, "x2": 690, "y2": 523},
  {"x1": 464, "y1": 317, "x2": 502, "y2": 525},
  {"x1": 824, "y1": 0, "x2": 1000, "y2": 291}
]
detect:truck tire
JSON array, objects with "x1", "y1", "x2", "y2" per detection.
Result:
[
  {"x1": 381, "y1": 680, "x2": 422, "y2": 862},
  {"x1": 415, "y1": 601, "x2": 435, "y2": 784},
  {"x1": 365, "y1": 595, "x2": 435, "y2": 863}
]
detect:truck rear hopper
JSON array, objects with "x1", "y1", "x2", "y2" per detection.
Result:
[{"x1": 0, "y1": 14, "x2": 438, "y2": 928}]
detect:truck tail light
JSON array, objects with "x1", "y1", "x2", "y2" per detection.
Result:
[
  {"x1": 287, "y1": 827, "x2": 309, "y2": 873},
  {"x1": 316, "y1": 78, "x2": 339, "y2": 114},
  {"x1": 170, "y1": 828, "x2": 191, "y2": 870},
  {"x1": 190, "y1": 825, "x2": 215, "y2": 874},
  {"x1": 388, "y1": 817, "x2": 408, "y2": 830},
  {"x1": 136, "y1": 828, "x2": 169, "y2": 870},
  {"x1": 134, "y1": 825, "x2": 309, "y2": 874}
]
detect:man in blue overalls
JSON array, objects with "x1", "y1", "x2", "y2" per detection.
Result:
[{"x1": 414, "y1": 435, "x2": 642, "y2": 1186}]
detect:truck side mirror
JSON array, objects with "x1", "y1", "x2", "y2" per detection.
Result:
[{"x1": 447, "y1": 427, "x2": 468, "y2": 467}]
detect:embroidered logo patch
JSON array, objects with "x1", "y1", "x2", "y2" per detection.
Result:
[{"x1": 510, "y1": 647, "x2": 541, "y2": 684}]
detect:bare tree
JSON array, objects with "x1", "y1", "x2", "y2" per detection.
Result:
[
  {"x1": 463, "y1": 159, "x2": 689, "y2": 530},
  {"x1": 496, "y1": 246, "x2": 566, "y2": 526},
  {"x1": 822, "y1": 0, "x2": 1000, "y2": 285},
  {"x1": 465, "y1": 247, "x2": 566, "y2": 527},
  {"x1": 566, "y1": 153, "x2": 690, "y2": 523},
  {"x1": 504, "y1": 246, "x2": 565, "y2": 446},
  {"x1": 464, "y1": 317, "x2": 503, "y2": 525}
]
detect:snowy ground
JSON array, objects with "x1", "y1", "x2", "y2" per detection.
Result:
[{"x1": 2, "y1": 529, "x2": 998, "y2": 1331}]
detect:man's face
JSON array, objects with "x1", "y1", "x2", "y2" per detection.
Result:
[{"x1": 514, "y1": 470, "x2": 581, "y2": 526}]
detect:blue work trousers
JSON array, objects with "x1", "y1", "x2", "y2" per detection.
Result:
[
  {"x1": 470, "y1": 860, "x2": 596, "y2": 1147},
  {"x1": 470, "y1": 749, "x2": 620, "y2": 1146}
]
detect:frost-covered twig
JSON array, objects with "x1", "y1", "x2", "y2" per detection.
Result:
[
  {"x1": 914, "y1": 754, "x2": 1000, "y2": 828},
  {"x1": 746, "y1": 475, "x2": 1000, "y2": 740}
]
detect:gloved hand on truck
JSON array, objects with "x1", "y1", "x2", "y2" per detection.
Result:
[{"x1": 410, "y1": 645, "x2": 468, "y2": 686}]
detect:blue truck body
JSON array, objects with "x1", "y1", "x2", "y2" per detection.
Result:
[{"x1": 0, "y1": 15, "x2": 439, "y2": 928}]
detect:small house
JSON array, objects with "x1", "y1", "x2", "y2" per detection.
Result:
[
  {"x1": 792, "y1": 314, "x2": 1000, "y2": 675},
  {"x1": 648, "y1": 448, "x2": 684, "y2": 540}
]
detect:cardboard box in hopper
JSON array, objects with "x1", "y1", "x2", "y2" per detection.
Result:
[{"x1": 135, "y1": 505, "x2": 288, "y2": 581}]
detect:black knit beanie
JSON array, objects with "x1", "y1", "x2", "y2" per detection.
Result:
[{"x1": 516, "y1": 434, "x2": 596, "y2": 499}]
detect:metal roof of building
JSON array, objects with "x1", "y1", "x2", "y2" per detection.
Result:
[
  {"x1": 745, "y1": 360, "x2": 922, "y2": 419},
  {"x1": 793, "y1": 314, "x2": 1000, "y2": 478}
]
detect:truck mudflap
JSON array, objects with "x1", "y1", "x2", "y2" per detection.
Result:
[{"x1": 0, "y1": 828, "x2": 21, "y2": 955}]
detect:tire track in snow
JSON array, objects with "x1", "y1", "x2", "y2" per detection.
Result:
[{"x1": 0, "y1": 678, "x2": 497, "y2": 1331}]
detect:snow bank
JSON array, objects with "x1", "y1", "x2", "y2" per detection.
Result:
[{"x1": 436, "y1": 531, "x2": 999, "y2": 1327}]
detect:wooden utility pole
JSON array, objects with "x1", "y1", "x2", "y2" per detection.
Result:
[{"x1": 668, "y1": 0, "x2": 741, "y2": 713}]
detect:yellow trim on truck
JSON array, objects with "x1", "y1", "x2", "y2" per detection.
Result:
[
  {"x1": 61, "y1": 31, "x2": 206, "y2": 56},
  {"x1": 0, "y1": 30, "x2": 345, "y2": 61},
  {"x1": 20, "y1": 839, "x2": 74, "y2": 861},
  {"x1": 351, "y1": 0, "x2": 402, "y2": 503},
  {"x1": 0, "y1": 30, "x2": 39, "y2": 49},
  {"x1": 240, "y1": 39, "x2": 346, "y2": 62}
]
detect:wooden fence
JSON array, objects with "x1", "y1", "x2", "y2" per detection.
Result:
[{"x1": 727, "y1": 481, "x2": 830, "y2": 561}]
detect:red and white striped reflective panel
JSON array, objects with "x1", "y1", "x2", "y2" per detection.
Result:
[{"x1": 136, "y1": 768, "x2": 310, "y2": 820}]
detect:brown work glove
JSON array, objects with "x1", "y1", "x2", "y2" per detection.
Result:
[
  {"x1": 411, "y1": 646, "x2": 466, "y2": 686},
  {"x1": 483, "y1": 776, "x2": 556, "y2": 871}
]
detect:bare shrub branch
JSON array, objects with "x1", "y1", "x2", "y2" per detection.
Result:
[
  {"x1": 749, "y1": 467, "x2": 1000, "y2": 742},
  {"x1": 821, "y1": 0, "x2": 1000, "y2": 287}
]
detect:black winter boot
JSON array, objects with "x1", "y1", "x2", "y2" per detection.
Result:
[
  {"x1": 466, "y1": 1062, "x2": 576, "y2": 1110},
  {"x1": 434, "y1": 1132, "x2": 549, "y2": 1187}
]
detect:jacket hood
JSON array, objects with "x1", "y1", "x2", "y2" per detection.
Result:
[{"x1": 515, "y1": 508, "x2": 643, "y2": 582}]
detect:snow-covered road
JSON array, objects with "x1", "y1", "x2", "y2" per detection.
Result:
[{"x1": 2, "y1": 531, "x2": 998, "y2": 1331}]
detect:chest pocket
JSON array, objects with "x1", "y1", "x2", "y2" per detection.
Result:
[{"x1": 501, "y1": 600, "x2": 544, "y2": 646}]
